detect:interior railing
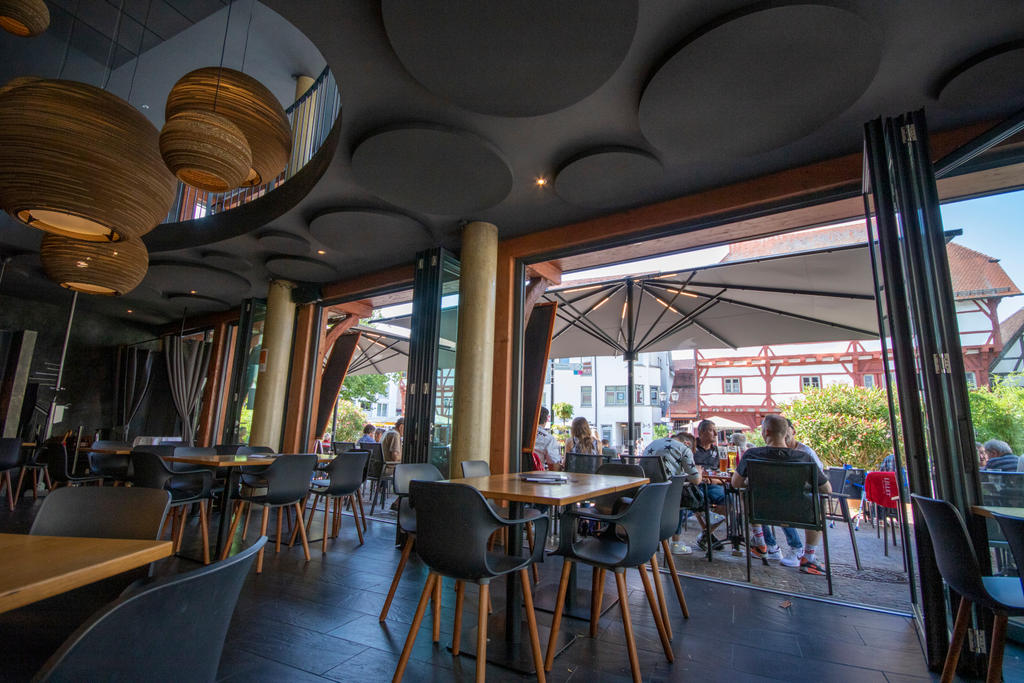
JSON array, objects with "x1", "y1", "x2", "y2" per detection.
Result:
[{"x1": 163, "y1": 65, "x2": 340, "y2": 224}]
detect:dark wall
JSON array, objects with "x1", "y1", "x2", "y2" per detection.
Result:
[{"x1": 0, "y1": 292, "x2": 160, "y2": 439}]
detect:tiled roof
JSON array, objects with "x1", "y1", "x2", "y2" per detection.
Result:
[
  {"x1": 1000, "y1": 307, "x2": 1024, "y2": 345},
  {"x1": 946, "y1": 242, "x2": 1022, "y2": 300}
]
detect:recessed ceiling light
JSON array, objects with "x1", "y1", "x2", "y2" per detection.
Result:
[
  {"x1": 126, "y1": 309, "x2": 133, "y2": 313},
  {"x1": 317, "y1": 249, "x2": 326, "y2": 255},
  {"x1": 141, "y1": 104, "x2": 149, "y2": 109},
  {"x1": 190, "y1": 289, "x2": 197, "y2": 294},
  {"x1": 535, "y1": 177, "x2": 547, "y2": 186}
]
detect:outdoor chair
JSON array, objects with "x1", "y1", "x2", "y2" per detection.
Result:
[
  {"x1": 331, "y1": 441, "x2": 355, "y2": 455},
  {"x1": 34, "y1": 537, "x2": 266, "y2": 683},
  {"x1": 742, "y1": 460, "x2": 832, "y2": 595},
  {"x1": 379, "y1": 463, "x2": 444, "y2": 622},
  {"x1": 364, "y1": 443, "x2": 392, "y2": 514},
  {"x1": 545, "y1": 481, "x2": 672, "y2": 681},
  {"x1": 393, "y1": 480, "x2": 549, "y2": 683},
  {"x1": 302, "y1": 450, "x2": 368, "y2": 551},
  {"x1": 564, "y1": 451, "x2": 612, "y2": 474},
  {"x1": 822, "y1": 467, "x2": 862, "y2": 570},
  {"x1": 618, "y1": 454, "x2": 668, "y2": 482},
  {"x1": 653, "y1": 476, "x2": 691, "y2": 636},
  {"x1": 132, "y1": 451, "x2": 215, "y2": 564},
  {"x1": 978, "y1": 472, "x2": 1024, "y2": 571},
  {"x1": 592, "y1": 461, "x2": 644, "y2": 515},
  {"x1": 865, "y1": 470, "x2": 904, "y2": 567},
  {"x1": 0, "y1": 437, "x2": 28, "y2": 510},
  {"x1": 221, "y1": 454, "x2": 316, "y2": 572},
  {"x1": 913, "y1": 495, "x2": 1024, "y2": 683}
]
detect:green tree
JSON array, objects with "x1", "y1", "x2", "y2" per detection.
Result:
[
  {"x1": 968, "y1": 374, "x2": 1024, "y2": 453},
  {"x1": 339, "y1": 374, "x2": 391, "y2": 407},
  {"x1": 553, "y1": 402, "x2": 574, "y2": 425},
  {"x1": 780, "y1": 384, "x2": 897, "y2": 470},
  {"x1": 653, "y1": 423, "x2": 670, "y2": 440},
  {"x1": 332, "y1": 400, "x2": 368, "y2": 442}
]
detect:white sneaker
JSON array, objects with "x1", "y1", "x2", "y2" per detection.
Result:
[
  {"x1": 766, "y1": 546, "x2": 782, "y2": 561},
  {"x1": 780, "y1": 548, "x2": 802, "y2": 567},
  {"x1": 670, "y1": 541, "x2": 693, "y2": 555},
  {"x1": 707, "y1": 512, "x2": 726, "y2": 526}
]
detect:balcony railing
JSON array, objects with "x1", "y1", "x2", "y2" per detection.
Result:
[{"x1": 163, "y1": 65, "x2": 340, "y2": 224}]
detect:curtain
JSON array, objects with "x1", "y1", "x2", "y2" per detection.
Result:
[
  {"x1": 163, "y1": 335, "x2": 212, "y2": 446},
  {"x1": 116, "y1": 346, "x2": 154, "y2": 441}
]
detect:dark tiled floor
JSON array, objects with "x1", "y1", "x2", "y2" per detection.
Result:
[{"x1": 3, "y1": 493, "x2": 1024, "y2": 682}]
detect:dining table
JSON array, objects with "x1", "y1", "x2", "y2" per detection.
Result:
[
  {"x1": 971, "y1": 505, "x2": 1024, "y2": 519},
  {"x1": 453, "y1": 470, "x2": 648, "y2": 673},
  {"x1": 163, "y1": 452, "x2": 332, "y2": 559},
  {"x1": 0, "y1": 533, "x2": 172, "y2": 614}
]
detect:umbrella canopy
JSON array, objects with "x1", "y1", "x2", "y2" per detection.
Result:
[
  {"x1": 344, "y1": 325, "x2": 411, "y2": 376},
  {"x1": 684, "y1": 415, "x2": 752, "y2": 432},
  {"x1": 544, "y1": 242, "x2": 878, "y2": 358}
]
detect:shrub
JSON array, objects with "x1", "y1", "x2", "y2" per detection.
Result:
[
  {"x1": 332, "y1": 400, "x2": 368, "y2": 443},
  {"x1": 968, "y1": 374, "x2": 1024, "y2": 454}
]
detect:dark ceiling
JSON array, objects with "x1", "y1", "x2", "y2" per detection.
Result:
[{"x1": 1, "y1": 0, "x2": 1023, "y2": 327}]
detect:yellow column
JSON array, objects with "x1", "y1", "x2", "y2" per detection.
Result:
[
  {"x1": 250, "y1": 279, "x2": 297, "y2": 449},
  {"x1": 451, "y1": 221, "x2": 498, "y2": 473},
  {"x1": 288, "y1": 74, "x2": 318, "y2": 174}
]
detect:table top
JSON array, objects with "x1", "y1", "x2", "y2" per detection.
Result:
[
  {"x1": 86, "y1": 447, "x2": 132, "y2": 455},
  {"x1": 971, "y1": 505, "x2": 1024, "y2": 519},
  {"x1": 164, "y1": 453, "x2": 332, "y2": 467},
  {"x1": 453, "y1": 471, "x2": 649, "y2": 506},
  {"x1": 0, "y1": 533, "x2": 173, "y2": 614}
]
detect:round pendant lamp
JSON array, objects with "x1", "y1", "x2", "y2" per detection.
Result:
[
  {"x1": 165, "y1": 67, "x2": 292, "y2": 186},
  {"x1": 40, "y1": 233, "x2": 148, "y2": 296},
  {"x1": 0, "y1": 79, "x2": 177, "y2": 242},
  {"x1": 0, "y1": 0, "x2": 49, "y2": 37},
  {"x1": 160, "y1": 109, "x2": 253, "y2": 192}
]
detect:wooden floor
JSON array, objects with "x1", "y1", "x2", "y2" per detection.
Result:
[{"x1": 3, "y1": 494, "x2": 1023, "y2": 682}]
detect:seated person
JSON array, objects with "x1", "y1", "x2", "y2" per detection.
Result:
[
  {"x1": 374, "y1": 427, "x2": 385, "y2": 442},
  {"x1": 692, "y1": 419, "x2": 727, "y2": 549},
  {"x1": 357, "y1": 423, "x2": 377, "y2": 445},
  {"x1": 983, "y1": 439, "x2": 1020, "y2": 471},
  {"x1": 643, "y1": 431, "x2": 702, "y2": 555},
  {"x1": 600, "y1": 438, "x2": 618, "y2": 459},
  {"x1": 534, "y1": 407, "x2": 561, "y2": 471},
  {"x1": 732, "y1": 414, "x2": 832, "y2": 576}
]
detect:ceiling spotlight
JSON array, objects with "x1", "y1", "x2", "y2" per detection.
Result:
[
  {"x1": 190, "y1": 289, "x2": 197, "y2": 294},
  {"x1": 126, "y1": 309, "x2": 133, "y2": 313},
  {"x1": 317, "y1": 249, "x2": 326, "y2": 255},
  {"x1": 535, "y1": 177, "x2": 547, "y2": 187}
]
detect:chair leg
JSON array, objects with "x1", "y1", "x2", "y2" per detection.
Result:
[
  {"x1": 256, "y1": 506, "x2": 270, "y2": 573},
  {"x1": 432, "y1": 572, "x2": 442, "y2": 643},
  {"x1": 12, "y1": 467, "x2": 26, "y2": 507},
  {"x1": 638, "y1": 564, "x2": 674, "y2": 661},
  {"x1": 660, "y1": 540, "x2": 689, "y2": 618},
  {"x1": 199, "y1": 499, "x2": 210, "y2": 565},
  {"x1": 335, "y1": 496, "x2": 344, "y2": 536},
  {"x1": 476, "y1": 582, "x2": 489, "y2": 683},
  {"x1": 544, "y1": 559, "x2": 574, "y2": 671},
  {"x1": 393, "y1": 572, "x2": 437, "y2": 683},
  {"x1": 174, "y1": 506, "x2": 187, "y2": 552},
  {"x1": 31, "y1": 469, "x2": 38, "y2": 501},
  {"x1": 526, "y1": 522, "x2": 540, "y2": 584},
  {"x1": 520, "y1": 568, "x2": 546, "y2": 683},
  {"x1": 3, "y1": 471, "x2": 12, "y2": 511},
  {"x1": 351, "y1": 495, "x2": 364, "y2": 545},
  {"x1": 842, "y1": 499, "x2": 862, "y2": 570},
  {"x1": 590, "y1": 565, "x2": 602, "y2": 637},
  {"x1": 220, "y1": 501, "x2": 244, "y2": 561},
  {"x1": 305, "y1": 494, "x2": 319, "y2": 530},
  {"x1": 321, "y1": 495, "x2": 329, "y2": 554},
  {"x1": 294, "y1": 502, "x2": 311, "y2": 562},
  {"x1": 380, "y1": 535, "x2": 415, "y2": 621},
  {"x1": 941, "y1": 597, "x2": 972, "y2": 683},
  {"x1": 452, "y1": 580, "x2": 465, "y2": 656},
  {"x1": 650, "y1": 554, "x2": 671, "y2": 640},
  {"x1": 241, "y1": 501, "x2": 252, "y2": 541},
  {"x1": 988, "y1": 613, "x2": 1008, "y2": 683},
  {"x1": 356, "y1": 489, "x2": 367, "y2": 531},
  {"x1": 615, "y1": 570, "x2": 642, "y2": 683},
  {"x1": 275, "y1": 507, "x2": 283, "y2": 554},
  {"x1": 821, "y1": 503, "x2": 833, "y2": 596}
]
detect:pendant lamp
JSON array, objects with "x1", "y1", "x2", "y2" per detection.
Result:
[
  {"x1": 165, "y1": 67, "x2": 292, "y2": 186},
  {"x1": 40, "y1": 233, "x2": 148, "y2": 296},
  {"x1": 160, "y1": 109, "x2": 253, "y2": 192},
  {"x1": 0, "y1": 78, "x2": 177, "y2": 242},
  {"x1": 0, "y1": 0, "x2": 49, "y2": 37}
]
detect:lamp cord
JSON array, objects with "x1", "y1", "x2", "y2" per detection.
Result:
[
  {"x1": 56, "y1": 0, "x2": 81, "y2": 79},
  {"x1": 127, "y1": 0, "x2": 153, "y2": 103},
  {"x1": 240, "y1": 0, "x2": 255, "y2": 73},
  {"x1": 213, "y1": 0, "x2": 235, "y2": 112},
  {"x1": 101, "y1": 0, "x2": 126, "y2": 91}
]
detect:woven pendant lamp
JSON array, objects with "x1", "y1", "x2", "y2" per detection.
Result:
[
  {"x1": 40, "y1": 233, "x2": 148, "y2": 296},
  {"x1": 0, "y1": 78, "x2": 177, "y2": 242},
  {"x1": 0, "y1": 0, "x2": 49, "y2": 37},
  {"x1": 160, "y1": 109, "x2": 253, "y2": 192},
  {"x1": 165, "y1": 67, "x2": 292, "y2": 186}
]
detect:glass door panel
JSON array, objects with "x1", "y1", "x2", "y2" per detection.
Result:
[{"x1": 221, "y1": 298, "x2": 266, "y2": 445}]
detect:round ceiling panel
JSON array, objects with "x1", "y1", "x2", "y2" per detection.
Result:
[
  {"x1": 639, "y1": 5, "x2": 881, "y2": 158},
  {"x1": 165, "y1": 292, "x2": 231, "y2": 313},
  {"x1": 381, "y1": 0, "x2": 638, "y2": 116},
  {"x1": 554, "y1": 147, "x2": 663, "y2": 209},
  {"x1": 309, "y1": 208, "x2": 434, "y2": 258},
  {"x1": 265, "y1": 256, "x2": 337, "y2": 283},
  {"x1": 351, "y1": 125, "x2": 513, "y2": 215},
  {"x1": 201, "y1": 250, "x2": 253, "y2": 272},
  {"x1": 145, "y1": 261, "x2": 251, "y2": 297},
  {"x1": 257, "y1": 230, "x2": 309, "y2": 255},
  {"x1": 937, "y1": 41, "x2": 1024, "y2": 112}
]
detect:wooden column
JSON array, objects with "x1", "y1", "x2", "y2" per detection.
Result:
[
  {"x1": 281, "y1": 304, "x2": 318, "y2": 453},
  {"x1": 195, "y1": 322, "x2": 228, "y2": 447},
  {"x1": 451, "y1": 221, "x2": 497, "y2": 474},
  {"x1": 250, "y1": 280, "x2": 296, "y2": 449}
]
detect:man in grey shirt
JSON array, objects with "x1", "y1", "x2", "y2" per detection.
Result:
[{"x1": 643, "y1": 432, "x2": 702, "y2": 554}]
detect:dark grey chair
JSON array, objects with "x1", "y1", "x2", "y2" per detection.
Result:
[
  {"x1": 221, "y1": 454, "x2": 316, "y2": 572},
  {"x1": 545, "y1": 482, "x2": 673, "y2": 680},
  {"x1": 379, "y1": 463, "x2": 444, "y2": 622},
  {"x1": 618, "y1": 454, "x2": 668, "y2": 482},
  {"x1": 822, "y1": 467, "x2": 862, "y2": 570},
  {"x1": 0, "y1": 437, "x2": 28, "y2": 510},
  {"x1": 332, "y1": 441, "x2": 356, "y2": 455},
  {"x1": 364, "y1": 443, "x2": 392, "y2": 514},
  {"x1": 31, "y1": 486, "x2": 171, "y2": 539},
  {"x1": 592, "y1": 462, "x2": 644, "y2": 515},
  {"x1": 564, "y1": 451, "x2": 612, "y2": 474},
  {"x1": 653, "y1": 476, "x2": 690, "y2": 635},
  {"x1": 305, "y1": 451, "x2": 368, "y2": 551},
  {"x1": 84, "y1": 441, "x2": 131, "y2": 485},
  {"x1": 743, "y1": 461, "x2": 831, "y2": 594},
  {"x1": 393, "y1": 481, "x2": 549, "y2": 683},
  {"x1": 34, "y1": 537, "x2": 266, "y2": 683},
  {"x1": 132, "y1": 451, "x2": 215, "y2": 564},
  {"x1": 460, "y1": 459, "x2": 491, "y2": 478},
  {"x1": 914, "y1": 496, "x2": 1024, "y2": 683},
  {"x1": 42, "y1": 441, "x2": 103, "y2": 488}
]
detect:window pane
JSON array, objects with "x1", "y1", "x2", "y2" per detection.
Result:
[{"x1": 581, "y1": 385, "x2": 592, "y2": 407}]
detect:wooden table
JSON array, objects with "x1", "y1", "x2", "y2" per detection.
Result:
[
  {"x1": 454, "y1": 471, "x2": 648, "y2": 673},
  {"x1": 971, "y1": 505, "x2": 1024, "y2": 519},
  {"x1": 0, "y1": 533, "x2": 172, "y2": 613},
  {"x1": 164, "y1": 453, "x2": 331, "y2": 558},
  {"x1": 85, "y1": 447, "x2": 131, "y2": 455}
]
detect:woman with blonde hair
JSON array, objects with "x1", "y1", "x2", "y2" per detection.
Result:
[{"x1": 565, "y1": 416, "x2": 599, "y2": 455}]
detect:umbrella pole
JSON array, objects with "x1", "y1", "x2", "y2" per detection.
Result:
[{"x1": 626, "y1": 280, "x2": 636, "y2": 456}]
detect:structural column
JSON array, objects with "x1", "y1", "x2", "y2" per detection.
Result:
[
  {"x1": 250, "y1": 279, "x2": 296, "y2": 449},
  {"x1": 451, "y1": 221, "x2": 498, "y2": 473}
]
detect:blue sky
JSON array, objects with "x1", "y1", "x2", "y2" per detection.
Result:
[{"x1": 941, "y1": 188, "x2": 1024, "y2": 321}]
